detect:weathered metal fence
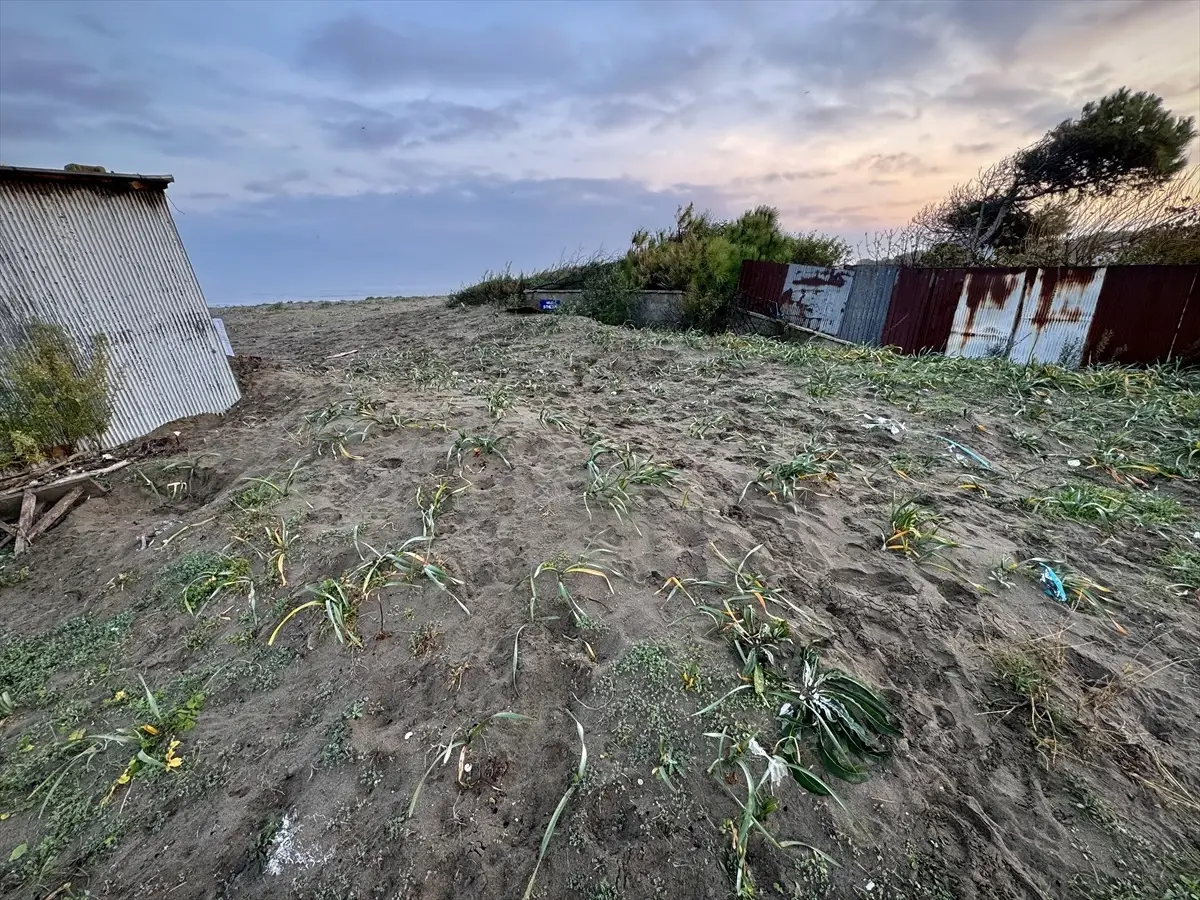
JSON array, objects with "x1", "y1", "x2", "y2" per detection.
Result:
[{"x1": 737, "y1": 261, "x2": 1200, "y2": 367}]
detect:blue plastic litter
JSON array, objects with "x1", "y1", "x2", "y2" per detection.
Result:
[
  {"x1": 1039, "y1": 564, "x2": 1068, "y2": 603},
  {"x1": 935, "y1": 434, "x2": 994, "y2": 470}
]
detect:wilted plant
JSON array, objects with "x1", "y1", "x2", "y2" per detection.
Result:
[
  {"x1": 537, "y1": 405, "x2": 571, "y2": 431},
  {"x1": 529, "y1": 549, "x2": 620, "y2": 623},
  {"x1": 313, "y1": 423, "x2": 370, "y2": 460},
  {"x1": 264, "y1": 519, "x2": 293, "y2": 585},
  {"x1": 1085, "y1": 446, "x2": 1165, "y2": 487},
  {"x1": 652, "y1": 737, "x2": 684, "y2": 791},
  {"x1": 1025, "y1": 484, "x2": 1127, "y2": 524},
  {"x1": 351, "y1": 531, "x2": 468, "y2": 614},
  {"x1": 236, "y1": 459, "x2": 305, "y2": 508},
  {"x1": 269, "y1": 577, "x2": 358, "y2": 647},
  {"x1": 485, "y1": 385, "x2": 514, "y2": 420},
  {"x1": 699, "y1": 600, "x2": 792, "y2": 699},
  {"x1": 407, "y1": 711, "x2": 532, "y2": 819},
  {"x1": 704, "y1": 730, "x2": 835, "y2": 898},
  {"x1": 584, "y1": 443, "x2": 677, "y2": 531},
  {"x1": 688, "y1": 413, "x2": 736, "y2": 440},
  {"x1": 140, "y1": 453, "x2": 220, "y2": 501},
  {"x1": 1162, "y1": 546, "x2": 1200, "y2": 598},
  {"x1": 522, "y1": 716, "x2": 587, "y2": 900},
  {"x1": 883, "y1": 498, "x2": 958, "y2": 561},
  {"x1": 1010, "y1": 428, "x2": 1044, "y2": 455},
  {"x1": 417, "y1": 477, "x2": 469, "y2": 541},
  {"x1": 303, "y1": 395, "x2": 382, "y2": 428},
  {"x1": 182, "y1": 554, "x2": 256, "y2": 620},
  {"x1": 741, "y1": 446, "x2": 837, "y2": 503},
  {"x1": 448, "y1": 431, "x2": 511, "y2": 470},
  {"x1": 775, "y1": 645, "x2": 902, "y2": 783},
  {"x1": 992, "y1": 649, "x2": 1063, "y2": 758}
]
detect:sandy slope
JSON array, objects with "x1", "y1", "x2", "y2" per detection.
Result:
[{"x1": 1, "y1": 296, "x2": 1196, "y2": 900}]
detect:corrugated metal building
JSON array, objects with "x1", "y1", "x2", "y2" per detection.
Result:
[{"x1": 0, "y1": 165, "x2": 240, "y2": 449}]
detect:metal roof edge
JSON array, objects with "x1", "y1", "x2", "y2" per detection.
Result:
[{"x1": 0, "y1": 165, "x2": 174, "y2": 190}]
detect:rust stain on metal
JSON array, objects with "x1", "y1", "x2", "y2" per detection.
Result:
[{"x1": 794, "y1": 272, "x2": 847, "y2": 288}]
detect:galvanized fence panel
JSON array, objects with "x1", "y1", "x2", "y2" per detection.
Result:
[
  {"x1": 837, "y1": 265, "x2": 897, "y2": 345},
  {"x1": 946, "y1": 269, "x2": 1033, "y2": 359},
  {"x1": 0, "y1": 179, "x2": 241, "y2": 448},
  {"x1": 882, "y1": 268, "x2": 965, "y2": 353},
  {"x1": 1008, "y1": 267, "x2": 1104, "y2": 367},
  {"x1": 739, "y1": 259, "x2": 1200, "y2": 368},
  {"x1": 779, "y1": 265, "x2": 854, "y2": 335}
]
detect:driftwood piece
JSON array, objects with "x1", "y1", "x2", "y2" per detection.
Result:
[
  {"x1": 27, "y1": 486, "x2": 85, "y2": 543},
  {"x1": 14, "y1": 491, "x2": 37, "y2": 554}
]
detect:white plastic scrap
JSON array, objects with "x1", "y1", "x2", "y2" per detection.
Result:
[
  {"x1": 264, "y1": 813, "x2": 333, "y2": 876},
  {"x1": 861, "y1": 415, "x2": 907, "y2": 436},
  {"x1": 748, "y1": 738, "x2": 787, "y2": 790}
]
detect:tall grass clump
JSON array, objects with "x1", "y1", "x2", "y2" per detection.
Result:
[
  {"x1": 449, "y1": 256, "x2": 614, "y2": 308},
  {"x1": 0, "y1": 321, "x2": 112, "y2": 467}
]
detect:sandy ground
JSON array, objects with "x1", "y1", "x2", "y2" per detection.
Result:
[{"x1": 1, "y1": 296, "x2": 1197, "y2": 900}]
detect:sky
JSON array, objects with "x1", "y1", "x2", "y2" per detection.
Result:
[{"x1": 1, "y1": 0, "x2": 1197, "y2": 305}]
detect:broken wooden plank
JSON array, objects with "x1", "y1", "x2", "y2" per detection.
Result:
[
  {"x1": 0, "y1": 460, "x2": 130, "y2": 518},
  {"x1": 26, "y1": 486, "x2": 86, "y2": 543},
  {"x1": 14, "y1": 491, "x2": 37, "y2": 555},
  {"x1": 0, "y1": 451, "x2": 85, "y2": 493}
]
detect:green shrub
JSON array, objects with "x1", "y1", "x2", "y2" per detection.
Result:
[
  {"x1": 451, "y1": 205, "x2": 851, "y2": 331},
  {"x1": 0, "y1": 322, "x2": 113, "y2": 467},
  {"x1": 624, "y1": 204, "x2": 851, "y2": 330},
  {"x1": 566, "y1": 263, "x2": 637, "y2": 326}
]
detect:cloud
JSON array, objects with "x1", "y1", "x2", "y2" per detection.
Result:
[
  {"x1": 313, "y1": 98, "x2": 521, "y2": 151},
  {"x1": 244, "y1": 169, "x2": 310, "y2": 196},
  {"x1": 955, "y1": 142, "x2": 999, "y2": 155},
  {"x1": 0, "y1": 28, "x2": 147, "y2": 114},
  {"x1": 299, "y1": 13, "x2": 571, "y2": 90},
  {"x1": 857, "y1": 152, "x2": 942, "y2": 177},
  {"x1": 1, "y1": 0, "x2": 1196, "y2": 302}
]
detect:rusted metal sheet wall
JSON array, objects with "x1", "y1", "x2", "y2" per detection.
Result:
[
  {"x1": 1007, "y1": 267, "x2": 1104, "y2": 367},
  {"x1": 736, "y1": 260, "x2": 789, "y2": 316},
  {"x1": 0, "y1": 179, "x2": 241, "y2": 448},
  {"x1": 1083, "y1": 265, "x2": 1200, "y2": 366},
  {"x1": 837, "y1": 265, "x2": 897, "y2": 345},
  {"x1": 946, "y1": 269, "x2": 1032, "y2": 359},
  {"x1": 740, "y1": 259, "x2": 1200, "y2": 367},
  {"x1": 881, "y1": 268, "x2": 965, "y2": 353},
  {"x1": 778, "y1": 264, "x2": 854, "y2": 335}
]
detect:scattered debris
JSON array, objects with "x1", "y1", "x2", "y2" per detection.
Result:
[{"x1": 0, "y1": 460, "x2": 129, "y2": 555}]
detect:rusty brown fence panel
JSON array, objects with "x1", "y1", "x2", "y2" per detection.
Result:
[
  {"x1": 736, "y1": 260, "x2": 790, "y2": 316},
  {"x1": 880, "y1": 268, "x2": 965, "y2": 353},
  {"x1": 1083, "y1": 265, "x2": 1200, "y2": 366}
]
